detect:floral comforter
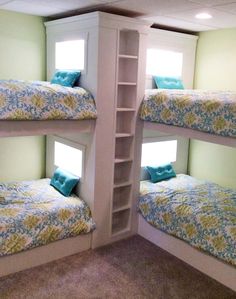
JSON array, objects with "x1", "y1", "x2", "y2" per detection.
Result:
[
  {"x1": 139, "y1": 174, "x2": 236, "y2": 266},
  {"x1": 0, "y1": 80, "x2": 97, "y2": 120},
  {"x1": 0, "y1": 179, "x2": 95, "y2": 256},
  {"x1": 140, "y1": 89, "x2": 236, "y2": 137}
]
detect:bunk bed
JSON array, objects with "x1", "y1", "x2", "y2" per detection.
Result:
[
  {"x1": 138, "y1": 89, "x2": 236, "y2": 291},
  {"x1": 0, "y1": 80, "x2": 97, "y2": 137},
  {"x1": 139, "y1": 174, "x2": 236, "y2": 266},
  {"x1": 140, "y1": 89, "x2": 236, "y2": 147},
  {"x1": 0, "y1": 80, "x2": 97, "y2": 275},
  {"x1": 138, "y1": 174, "x2": 236, "y2": 292}
]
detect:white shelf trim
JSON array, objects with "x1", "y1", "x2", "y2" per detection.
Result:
[
  {"x1": 115, "y1": 133, "x2": 134, "y2": 138},
  {"x1": 118, "y1": 54, "x2": 138, "y2": 59},
  {"x1": 112, "y1": 205, "x2": 131, "y2": 213},
  {"x1": 118, "y1": 82, "x2": 137, "y2": 86},
  {"x1": 115, "y1": 157, "x2": 133, "y2": 163},
  {"x1": 116, "y1": 108, "x2": 136, "y2": 112},
  {"x1": 113, "y1": 180, "x2": 133, "y2": 188}
]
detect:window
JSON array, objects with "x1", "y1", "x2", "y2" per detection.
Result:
[
  {"x1": 146, "y1": 49, "x2": 183, "y2": 77},
  {"x1": 55, "y1": 40, "x2": 85, "y2": 70},
  {"x1": 141, "y1": 140, "x2": 177, "y2": 167},
  {"x1": 54, "y1": 141, "x2": 83, "y2": 177}
]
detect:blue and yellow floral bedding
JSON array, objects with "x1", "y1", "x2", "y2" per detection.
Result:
[
  {"x1": 139, "y1": 174, "x2": 236, "y2": 266},
  {"x1": 140, "y1": 89, "x2": 236, "y2": 137},
  {"x1": 0, "y1": 179, "x2": 95, "y2": 256},
  {"x1": 0, "y1": 80, "x2": 97, "y2": 120}
]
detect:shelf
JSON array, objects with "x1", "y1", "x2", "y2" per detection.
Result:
[
  {"x1": 115, "y1": 137, "x2": 133, "y2": 160},
  {"x1": 112, "y1": 204, "x2": 131, "y2": 213},
  {"x1": 119, "y1": 30, "x2": 139, "y2": 57},
  {"x1": 119, "y1": 54, "x2": 138, "y2": 59},
  {"x1": 111, "y1": 227, "x2": 131, "y2": 238},
  {"x1": 115, "y1": 133, "x2": 133, "y2": 138},
  {"x1": 115, "y1": 157, "x2": 133, "y2": 163},
  {"x1": 113, "y1": 184, "x2": 132, "y2": 212},
  {"x1": 118, "y1": 82, "x2": 137, "y2": 86},
  {"x1": 111, "y1": 208, "x2": 131, "y2": 236},
  {"x1": 116, "y1": 110, "x2": 134, "y2": 135},
  {"x1": 117, "y1": 84, "x2": 137, "y2": 109},
  {"x1": 114, "y1": 161, "x2": 132, "y2": 185},
  {"x1": 113, "y1": 180, "x2": 132, "y2": 188},
  {"x1": 116, "y1": 108, "x2": 136, "y2": 112},
  {"x1": 118, "y1": 57, "x2": 138, "y2": 83},
  {"x1": 110, "y1": 28, "x2": 139, "y2": 240}
]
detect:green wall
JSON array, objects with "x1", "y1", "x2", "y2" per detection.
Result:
[
  {"x1": 0, "y1": 136, "x2": 45, "y2": 181},
  {"x1": 188, "y1": 28, "x2": 236, "y2": 189},
  {"x1": 0, "y1": 10, "x2": 46, "y2": 181},
  {"x1": 0, "y1": 10, "x2": 45, "y2": 80}
]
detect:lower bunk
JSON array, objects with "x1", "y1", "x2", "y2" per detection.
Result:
[
  {"x1": 138, "y1": 174, "x2": 236, "y2": 291},
  {"x1": 0, "y1": 178, "x2": 95, "y2": 277}
]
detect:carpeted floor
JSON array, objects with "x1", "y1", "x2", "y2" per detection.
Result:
[{"x1": 0, "y1": 235, "x2": 235, "y2": 299}]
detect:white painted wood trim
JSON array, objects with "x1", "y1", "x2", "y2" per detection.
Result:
[
  {"x1": 148, "y1": 27, "x2": 198, "y2": 40},
  {"x1": 143, "y1": 122, "x2": 236, "y2": 148},
  {"x1": 0, "y1": 234, "x2": 91, "y2": 278},
  {"x1": 0, "y1": 120, "x2": 96, "y2": 137},
  {"x1": 138, "y1": 215, "x2": 236, "y2": 292},
  {"x1": 45, "y1": 12, "x2": 151, "y2": 31}
]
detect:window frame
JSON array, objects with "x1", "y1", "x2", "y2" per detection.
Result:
[
  {"x1": 50, "y1": 135, "x2": 86, "y2": 181},
  {"x1": 55, "y1": 39, "x2": 85, "y2": 71},
  {"x1": 146, "y1": 47, "x2": 183, "y2": 78},
  {"x1": 141, "y1": 136, "x2": 178, "y2": 167},
  {"x1": 53, "y1": 32, "x2": 88, "y2": 75}
]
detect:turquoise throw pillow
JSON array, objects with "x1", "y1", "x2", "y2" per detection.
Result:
[
  {"x1": 51, "y1": 70, "x2": 81, "y2": 87},
  {"x1": 146, "y1": 164, "x2": 176, "y2": 183},
  {"x1": 154, "y1": 76, "x2": 184, "y2": 89},
  {"x1": 50, "y1": 168, "x2": 79, "y2": 197}
]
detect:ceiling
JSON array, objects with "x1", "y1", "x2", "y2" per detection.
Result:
[{"x1": 1, "y1": 0, "x2": 236, "y2": 32}]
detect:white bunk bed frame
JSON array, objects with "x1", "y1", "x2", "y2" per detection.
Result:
[
  {"x1": 0, "y1": 120, "x2": 96, "y2": 137},
  {"x1": 144, "y1": 121, "x2": 236, "y2": 148},
  {"x1": 0, "y1": 234, "x2": 91, "y2": 277},
  {"x1": 141, "y1": 29, "x2": 236, "y2": 292},
  {"x1": 0, "y1": 13, "x2": 99, "y2": 277},
  {"x1": 139, "y1": 122, "x2": 236, "y2": 292},
  {"x1": 0, "y1": 119, "x2": 96, "y2": 277},
  {"x1": 138, "y1": 215, "x2": 236, "y2": 292},
  {"x1": 0, "y1": 12, "x2": 150, "y2": 278}
]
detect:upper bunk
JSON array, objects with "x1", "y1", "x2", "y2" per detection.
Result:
[
  {"x1": 0, "y1": 79, "x2": 97, "y2": 137},
  {"x1": 140, "y1": 89, "x2": 236, "y2": 147}
]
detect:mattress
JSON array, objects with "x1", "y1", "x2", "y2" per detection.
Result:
[
  {"x1": 0, "y1": 179, "x2": 95, "y2": 256},
  {"x1": 140, "y1": 89, "x2": 236, "y2": 137},
  {"x1": 138, "y1": 174, "x2": 236, "y2": 266},
  {"x1": 0, "y1": 80, "x2": 97, "y2": 120}
]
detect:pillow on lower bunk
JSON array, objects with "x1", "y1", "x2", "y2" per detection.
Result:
[
  {"x1": 153, "y1": 76, "x2": 184, "y2": 89},
  {"x1": 51, "y1": 70, "x2": 81, "y2": 87},
  {"x1": 50, "y1": 168, "x2": 79, "y2": 197},
  {"x1": 146, "y1": 164, "x2": 176, "y2": 183}
]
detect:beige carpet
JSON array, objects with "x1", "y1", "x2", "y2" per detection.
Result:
[{"x1": 0, "y1": 235, "x2": 235, "y2": 299}]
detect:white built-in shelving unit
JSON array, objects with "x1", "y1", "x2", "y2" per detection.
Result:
[{"x1": 111, "y1": 29, "x2": 140, "y2": 236}]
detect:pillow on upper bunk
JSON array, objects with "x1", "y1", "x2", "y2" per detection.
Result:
[
  {"x1": 50, "y1": 167, "x2": 79, "y2": 197},
  {"x1": 146, "y1": 163, "x2": 176, "y2": 183},
  {"x1": 51, "y1": 70, "x2": 81, "y2": 87},
  {"x1": 153, "y1": 76, "x2": 184, "y2": 89}
]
